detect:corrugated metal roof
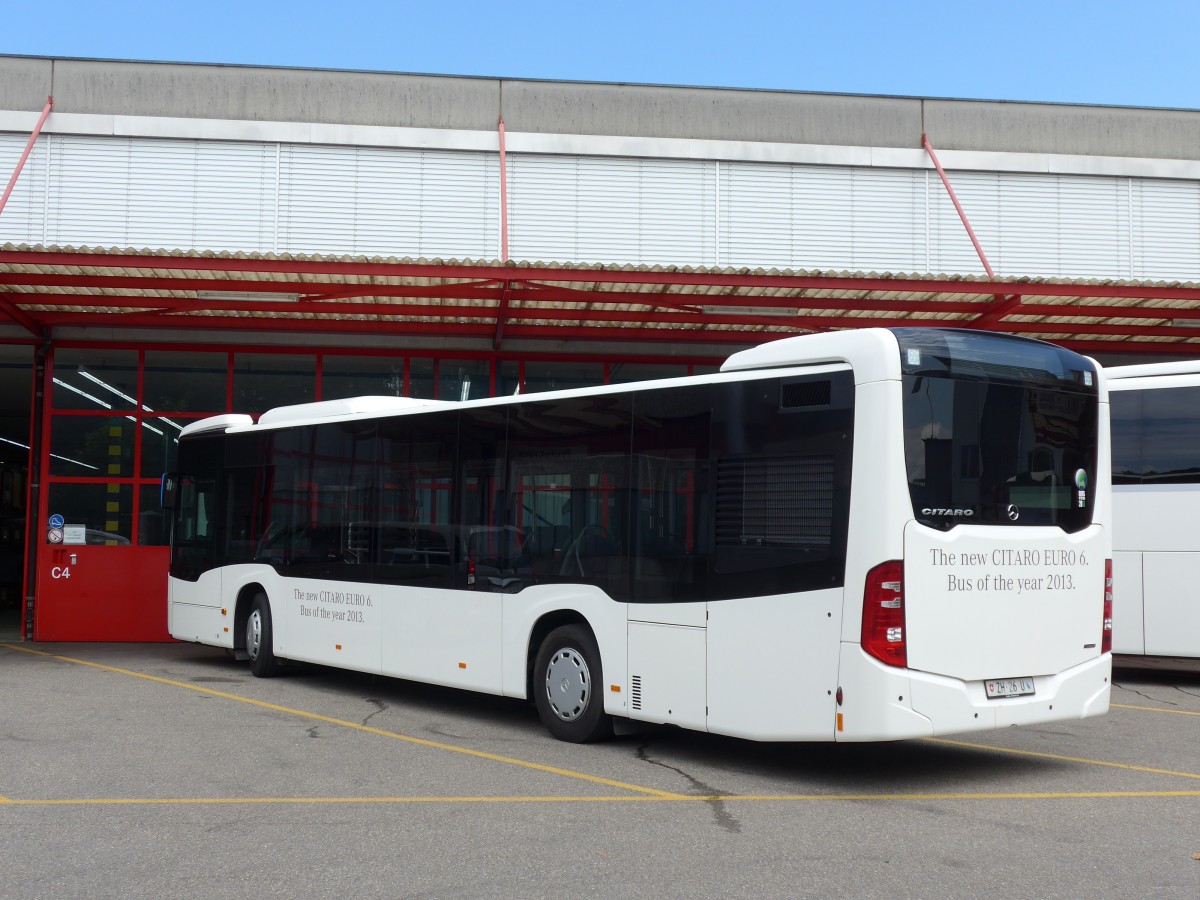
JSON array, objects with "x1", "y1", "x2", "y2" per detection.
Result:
[{"x1": 3, "y1": 243, "x2": 1200, "y2": 354}]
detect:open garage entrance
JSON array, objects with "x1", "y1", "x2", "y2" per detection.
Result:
[
  {"x1": 0, "y1": 344, "x2": 31, "y2": 640},
  {"x1": 4, "y1": 247, "x2": 1200, "y2": 641}
]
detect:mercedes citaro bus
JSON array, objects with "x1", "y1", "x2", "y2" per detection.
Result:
[
  {"x1": 164, "y1": 328, "x2": 1112, "y2": 742},
  {"x1": 1106, "y1": 360, "x2": 1200, "y2": 661}
]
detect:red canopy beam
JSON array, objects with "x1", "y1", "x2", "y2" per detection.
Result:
[
  {"x1": 7, "y1": 249, "x2": 1200, "y2": 302},
  {"x1": 0, "y1": 296, "x2": 43, "y2": 336},
  {"x1": 4, "y1": 289, "x2": 1193, "y2": 325},
  {"x1": 27, "y1": 304, "x2": 1200, "y2": 351},
  {"x1": 971, "y1": 293, "x2": 1026, "y2": 328},
  {"x1": 36, "y1": 303, "x2": 1200, "y2": 339},
  {"x1": 1, "y1": 292, "x2": 999, "y2": 317},
  {"x1": 7, "y1": 266, "x2": 1200, "y2": 304}
]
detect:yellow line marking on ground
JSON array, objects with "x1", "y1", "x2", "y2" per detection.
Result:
[
  {"x1": 0, "y1": 644, "x2": 684, "y2": 800},
  {"x1": 926, "y1": 737, "x2": 1200, "y2": 781},
  {"x1": 3, "y1": 791, "x2": 1200, "y2": 808},
  {"x1": 1112, "y1": 702, "x2": 1200, "y2": 718}
]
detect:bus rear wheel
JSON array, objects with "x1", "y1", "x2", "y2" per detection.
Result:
[
  {"x1": 534, "y1": 624, "x2": 613, "y2": 743},
  {"x1": 246, "y1": 593, "x2": 281, "y2": 677}
]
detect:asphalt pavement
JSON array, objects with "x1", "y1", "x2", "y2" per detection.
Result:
[{"x1": 1, "y1": 641, "x2": 1197, "y2": 899}]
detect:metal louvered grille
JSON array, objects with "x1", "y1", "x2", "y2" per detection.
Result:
[
  {"x1": 781, "y1": 379, "x2": 831, "y2": 409},
  {"x1": 631, "y1": 675, "x2": 642, "y2": 711},
  {"x1": 716, "y1": 455, "x2": 835, "y2": 547}
]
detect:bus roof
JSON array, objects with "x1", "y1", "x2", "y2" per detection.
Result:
[{"x1": 1104, "y1": 359, "x2": 1200, "y2": 381}]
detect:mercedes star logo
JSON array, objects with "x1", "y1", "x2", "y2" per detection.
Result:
[{"x1": 1006, "y1": 504, "x2": 1020, "y2": 521}]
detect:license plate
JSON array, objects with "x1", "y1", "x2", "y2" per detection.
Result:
[{"x1": 985, "y1": 677, "x2": 1035, "y2": 699}]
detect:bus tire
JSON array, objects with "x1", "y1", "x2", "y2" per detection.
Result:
[
  {"x1": 246, "y1": 593, "x2": 281, "y2": 678},
  {"x1": 533, "y1": 624, "x2": 613, "y2": 743}
]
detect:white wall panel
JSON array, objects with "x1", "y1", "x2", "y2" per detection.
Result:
[
  {"x1": 193, "y1": 142, "x2": 276, "y2": 252},
  {"x1": 46, "y1": 136, "x2": 135, "y2": 247},
  {"x1": 720, "y1": 161, "x2": 796, "y2": 269},
  {"x1": 4, "y1": 127, "x2": 1200, "y2": 282},
  {"x1": 279, "y1": 144, "x2": 496, "y2": 258},
  {"x1": 278, "y1": 144, "x2": 359, "y2": 255},
  {"x1": 409, "y1": 150, "x2": 498, "y2": 260},
  {"x1": 793, "y1": 165, "x2": 854, "y2": 270},
  {"x1": 722, "y1": 163, "x2": 922, "y2": 273},
  {"x1": 928, "y1": 171, "x2": 1000, "y2": 277},
  {"x1": 126, "y1": 139, "x2": 199, "y2": 250},
  {"x1": 1131, "y1": 178, "x2": 1200, "y2": 282},
  {"x1": 847, "y1": 167, "x2": 924, "y2": 273},
  {"x1": 508, "y1": 154, "x2": 714, "y2": 266},
  {"x1": 1056, "y1": 176, "x2": 1130, "y2": 278},
  {"x1": 997, "y1": 173, "x2": 1062, "y2": 276},
  {"x1": 0, "y1": 133, "x2": 47, "y2": 244}
]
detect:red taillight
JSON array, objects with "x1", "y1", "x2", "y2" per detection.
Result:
[
  {"x1": 467, "y1": 558, "x2": 476, "y2": 587},
  {"x1": 1101, "y1": 558, "x2": 1113, "y2": 654},
  {"x1": 862, "y1": 560, "x2": 906, "y2": 668}
]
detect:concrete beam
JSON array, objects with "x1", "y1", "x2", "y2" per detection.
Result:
[
  {"x1": 924, "y1": 99, "x2": 1200, "y2": 162},
  {"x1": 0, "y1": 57, "x2": 499, "y2": 131},
  {"x1": 499, "y1": 79, "x2": 921, "y2": 147}
]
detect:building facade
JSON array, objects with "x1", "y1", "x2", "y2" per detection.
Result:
[{"x1": 3, "y1": 55, "x2": 1200, "y2": 640}]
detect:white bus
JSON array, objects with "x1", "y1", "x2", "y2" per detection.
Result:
[
  {"x1": 164, "y1": 328, "x2": 1112, "y2": 742},
  {"x1": 1106, "y1": 360, "x2": 1200, "y2": 660}
]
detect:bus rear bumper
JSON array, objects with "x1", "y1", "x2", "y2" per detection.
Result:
[{"x1": 837, "y1": 648, "x2": 1112, "y2": 741}]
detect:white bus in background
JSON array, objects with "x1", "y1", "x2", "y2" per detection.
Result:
[
  {"x1": 164, "y1": 328, "x2": 1112, "y2": 743},
  {"x1": 1106, "y1": 360, "x2": 1200, "y2": 660}
]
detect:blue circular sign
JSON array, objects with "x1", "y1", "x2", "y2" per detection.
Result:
[{"x1": 48, "y1": 514, "x2": 65, "y2": 529}]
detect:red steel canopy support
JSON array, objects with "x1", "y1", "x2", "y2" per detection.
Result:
[
  {"x1": 922, "y1": 133, "x2": 1029, "y2": 327},
  {"x1": 922, "y1": 133, "x2": 995, "y2": 278},
  {"x1": 4, "y1": 247, "x2": 1200, "y2": 354},
  {"x1": 493, "y1": 280, "x2": 513, "y2": 350},
  {"x1": 0, "y1": 96, "x2": 52, "y2": 221},
  {"x1": 0, "y1": 97, "x2": 53, "y2": 335}
]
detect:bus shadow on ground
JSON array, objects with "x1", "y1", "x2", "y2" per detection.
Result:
[
  {"x1": 620, "y1": 727, "x2": 1063, "y2": 794},
  {"x1": 183, "y1": 645, "x2": 1072, "y2": 792}
]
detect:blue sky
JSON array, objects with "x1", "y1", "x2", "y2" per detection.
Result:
[{"x1": 4, "y1": 0, "x2": 1198, "y2": 110}]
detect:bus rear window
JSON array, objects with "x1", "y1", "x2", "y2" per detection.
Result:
[{"x1": 895, "y1": 332, "x2": 1098, "y2": 533}]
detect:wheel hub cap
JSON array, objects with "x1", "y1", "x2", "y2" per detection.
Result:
[{"x1": 545, "y1": 647, "x2": 590, "y2": 722}]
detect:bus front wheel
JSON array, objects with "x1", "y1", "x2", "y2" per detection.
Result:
[
  {"x1": 534, "y1": 624, "x2": 613, "y2": 743},
  {"x1": 246, "y1": 593, "x2": 281, "y2": 678}
]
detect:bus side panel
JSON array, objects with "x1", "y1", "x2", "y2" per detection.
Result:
[
  {"x1": 1114, "y1": 485, "x2": 1200, "y2": 659},
  {"x1": 380, "y1": 585, "x2": 503, "y2": 693},
  {"x1": 1111, "y1": 551, "x2": 1146, "y2": 655},
  {"x1": 499, "y1": 587, "x2": 628, "y2": 711},
  {"x1": 706, "y1": 589, "x2": 842, "y2": 741},
  {"x1": 1113, "y1": 485, "x2": 1200, "y2": 553},
  {"x1": 280, "y1": 574, "x2": 383, "y2": 675},
  {"x1": 628, "y1": 621, "x2": 707, "y2": 731},
  {"x1": 167, "y1": 570, "x2": 228, "y2": 648},
  {"x1": 1143, "y1": 553, "x2": 1200, "y2": 658}
]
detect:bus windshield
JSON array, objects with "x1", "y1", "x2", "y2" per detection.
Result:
[{"x1": 893, "y1": 329, "x2": 1099, "y2": 532}]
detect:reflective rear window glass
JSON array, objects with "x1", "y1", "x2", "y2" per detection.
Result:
[{"x1": 894, "y1": 330, "x2": 1099, "y2": 532}]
